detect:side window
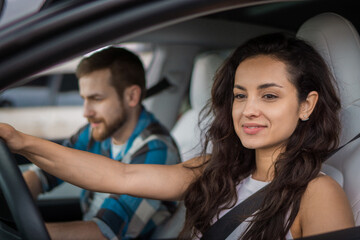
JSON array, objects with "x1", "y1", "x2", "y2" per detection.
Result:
[
  {"x1": 0, "y1": 73, "x2": 85, "y2": 141},
  {"x1": 0, "y1": 42, "x2": 154, "y2": 141},
  {"x1": 0, "y1": 74, "x2": 82, "y2": 108},
  {"x1": 57, "y1": 74, "x2": 82, "y2": 106},
  {"x1": 0, "y1": 76, "x2": 49, "y2": 107}
]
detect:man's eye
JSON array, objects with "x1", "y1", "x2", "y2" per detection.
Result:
[{"x1": 263, "y1": 94, "x2": 278, "y2": 99}]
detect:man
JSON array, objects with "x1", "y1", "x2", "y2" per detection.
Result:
[{"x1": 22, "y1": 47, "x2": 180, "y2": 240}]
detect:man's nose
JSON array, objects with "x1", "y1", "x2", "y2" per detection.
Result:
[{"x1": 83, "y1": 101, "x2": 95, "y2": 118}]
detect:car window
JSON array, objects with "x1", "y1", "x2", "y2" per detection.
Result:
[
  {"x1": 0, "y1": 42, "x2": 154, "y2": 141},
  {"x1": 0, "y1": 74, "x2": 81, "y2": 108}
]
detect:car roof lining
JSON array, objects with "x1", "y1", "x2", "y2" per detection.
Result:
[
  {"x1": 128, "y1": 18, "x2": 284, "y2": 49},
  {"x1": 1, "y1": 0, "x2": 360, "y2": 88},
  {"x1": 205, "y1": 0, "x2": 360, "y2": 32}
]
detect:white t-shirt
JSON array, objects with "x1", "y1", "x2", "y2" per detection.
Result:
[
  {"x1": 111, "y1": 141, "x2": 125, "y2": 159},
  {"x1": 196, "y1": 175, "x2": 293, "y2": 239},
  {"x1": 219, "y1": 175, "x2": 293, "y2": 239}
]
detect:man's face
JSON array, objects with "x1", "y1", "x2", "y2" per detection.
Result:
[{"x1": 79, "y1": 68, "x2": 127, "y2": 141}]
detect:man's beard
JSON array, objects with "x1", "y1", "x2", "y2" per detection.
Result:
[{"x1": 90, "y1": 114, "x2": 128, "y2": 141}]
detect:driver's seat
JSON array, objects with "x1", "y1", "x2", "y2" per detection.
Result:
[{"x1": 297, "y1": 12, "x2": 360, "y2": 225}]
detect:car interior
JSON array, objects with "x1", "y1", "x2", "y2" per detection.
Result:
[{"x1": 0, "y1": 0, "x2": 360, "y2": 239}]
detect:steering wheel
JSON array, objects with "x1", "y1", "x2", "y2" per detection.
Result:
[{"x1": 0, "y1": 139, "x2": 50, "y2": 240}]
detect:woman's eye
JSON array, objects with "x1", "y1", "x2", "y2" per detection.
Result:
[
  {"x1": 263, "y1": 94, "x2": 278, "y2": 99},
  {"x1": 234, "y1": 93, "x2": 246, "y2": 99}
]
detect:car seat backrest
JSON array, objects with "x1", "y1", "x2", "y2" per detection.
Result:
[
  {"x1": 171, "y1": 51, "x2": 227, "y2": 161},
  {"x1": 151, "y1": 52, "x2": 227, "y2": 238},
  {"x1": 297, "y1": 12, "x2": 360, "y2": 225}
]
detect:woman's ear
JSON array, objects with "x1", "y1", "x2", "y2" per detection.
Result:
[
  {"x1": 299, "y1": 91, "x2": 319, "y2": 121},
  {"x1": 124, "y1": 85, "x2": 142, "y2": 108}
]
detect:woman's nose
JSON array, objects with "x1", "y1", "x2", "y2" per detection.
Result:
[{"x1": 242, "y1": 98, "x2": 260, "y2": 118}]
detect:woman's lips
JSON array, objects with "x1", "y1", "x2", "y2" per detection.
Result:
[{"x1": 242, "y1": 123, "x2": 266, "y2": 135}]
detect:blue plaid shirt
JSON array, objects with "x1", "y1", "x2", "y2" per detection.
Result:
[{"x1": 32, "y1": 107, "x2": 180, "y2": 239}]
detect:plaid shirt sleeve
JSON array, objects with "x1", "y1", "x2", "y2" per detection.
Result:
[{"x1": 93, "y1": 139, "x2": 179, "y2": 240}]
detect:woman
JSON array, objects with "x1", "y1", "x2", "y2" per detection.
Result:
[
  {"x1": 0, "y1": 33, "x2": 354, "y2": 239},
  {"x1": 179, "y1": 32, "x2": 355, "y2": 239}
]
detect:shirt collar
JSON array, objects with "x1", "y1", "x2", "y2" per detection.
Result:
[{"x1": 105, "y1": 106, "x2": 156, "y2": 159}]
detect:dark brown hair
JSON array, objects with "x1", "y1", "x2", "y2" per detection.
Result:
[
  {"x1": 180, "y1": 33, "x2": 341, "y2": 239},
  {"x1": 76, "y1": 47, "x2": 146, "y2": 100}
]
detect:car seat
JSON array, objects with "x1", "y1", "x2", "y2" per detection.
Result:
[
  {"x1": 171, "y1": 51, "x2": 227, "y2": 162},
  {"x1": 151, "y1": 51, "x2": 227, "y2": 238},
  {"x1": 297, "y1": 12, "x2": 360, "y2": 225}
]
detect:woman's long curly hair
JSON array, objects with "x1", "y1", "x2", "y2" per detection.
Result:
[{"x1": 179, "y1": 33, "x2": 341, "y2": 239}]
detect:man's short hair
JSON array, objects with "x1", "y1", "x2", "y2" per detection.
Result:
[{"x1": 76, "y1": 47, "x2": 146, "y2": 100}]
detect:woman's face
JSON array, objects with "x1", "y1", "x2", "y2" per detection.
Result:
[{"x1": 232, "y1": 55, "x2": 303, "y2": 153}]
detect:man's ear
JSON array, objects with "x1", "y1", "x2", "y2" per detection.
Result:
[
  {"x1": 299, "y1": 91, "x2": 319, "y2": 121},
  {"x1": 124, "y1": 85, "x2": 142, "y2": 107}
]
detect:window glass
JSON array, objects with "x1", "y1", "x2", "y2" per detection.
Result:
[{"x1": 0, "y1": 42, "x2": 154, "y2": 140}]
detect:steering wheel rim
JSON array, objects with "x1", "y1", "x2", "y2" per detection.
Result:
[{"x1": 0, "y1": 139, "x2": 50, "y2": 240}]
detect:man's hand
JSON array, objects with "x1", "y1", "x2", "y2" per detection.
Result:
[{"x1": 0, "y1": 123, "x2": 26, "y2": 153}]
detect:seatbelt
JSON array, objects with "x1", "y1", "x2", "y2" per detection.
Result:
[
  {"x1": 200, "y1": 185, "x2": 268, "y2": 240},
  {"x1": 144, "y1": 77, "x2": 171, "y2": 99},
  {"x1": 200, "y1": 132, "x2": 360, "y2": 240},
  {"x1": 326, "y1": 132, "x2": 360, "y2": 159}
]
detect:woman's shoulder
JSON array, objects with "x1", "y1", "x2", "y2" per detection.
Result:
[
  {"x1": 302, "y1": 174, "x2": 350, "y2": 215},
  {"x1": 306, "y1": 174, "x2": 341, "y2": 195},
  {"x1": 298, "y1": 174, "x2": 354, "y2": 237}
]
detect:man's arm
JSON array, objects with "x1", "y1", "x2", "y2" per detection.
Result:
[
  {"x1": 0, "y1": 123, "x2": 204, "y2": 201},
  {"x1": 46, "y1": 221, "x2": 106, "y2": 240}
]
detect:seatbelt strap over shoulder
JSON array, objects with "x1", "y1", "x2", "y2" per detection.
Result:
[
  {"x1": 200, "y1": 132, "x2": 360, "y2": 240},
  {"x1": 200, "y1": 186, "x2": 268, "y2": 240}
]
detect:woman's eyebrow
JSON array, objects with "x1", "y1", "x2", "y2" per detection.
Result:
[
  {"x1": 234, "y1": 84, "x2": 246, "y2": 90},
  {"x1": 234, "y1": 83, "x2": 283, "y2": 90},
  {"x1": 257, "y1": 83, "x2": 283, "y2": 89}
]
